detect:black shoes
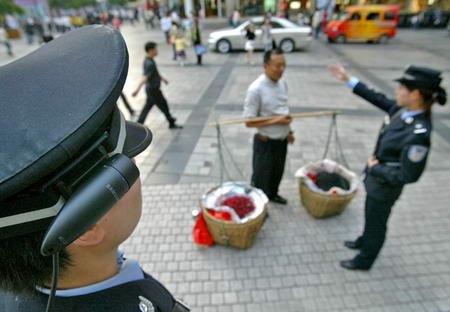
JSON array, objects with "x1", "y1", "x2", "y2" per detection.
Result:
[
  {"x1": 340, "y1": 259, "x2": 371, "y2": 271},
  {"x1": 344, "y1": 240, "x2": 362, "y2": 250},
  {"x1": 269, "y1": 195, "x2": 288, "y2": 205},
  {"x1": 169, "y1": 123, "x2": 183, "y2": 129}
]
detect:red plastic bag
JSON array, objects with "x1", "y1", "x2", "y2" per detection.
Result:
[{"x1": 193, "y1": 212, "x2": 214, "y2": 246}]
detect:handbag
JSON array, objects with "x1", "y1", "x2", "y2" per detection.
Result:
[{"x1": 195, "y1": 44, "x2": 207, "y2": 55}]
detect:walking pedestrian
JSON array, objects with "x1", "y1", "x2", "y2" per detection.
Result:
[
  {"x1": 174, "y1": 32, "x2": 189, "y2": 66},
  {"x1": 24, "y1": 18, "x2": 35, "y2": 44},
  {"x1": 169, "y1": 21, "x2": 180, "y2": 60},
  {"x1": 243, "y1": 49, "x2": 295, "y2": 205},
  {"x1": 230, "y1": 9, "x2": 240, "y2": 28},
  {"x1": 312, "y1": 10, "x2": 322, "y2": 38},
  {"x1": 329, "y1": 64, "x2": 447, "y2": 271},
  {"x1": 192, "y1": 17, "x2": 204, "y2": 65},
  {"x1": 132, "y1": 42, "x2": 182, "y2": 129},
  {"x1": 261, "y1": 16, "x2": 274, "y2": 52},
  {"x1": 244, "y1": 22, "x2": 256, "y2": 64},
  {"x1": 144, "y1": 9, "x2": 155, "y2": 29},
  {"x1": 0, "y1": 25, "x2": 13, "y2": 57},
  {"x1": 160, "y1": 13, "x2": 172, "y2": 44},
  {"x1": 112, "y1": 16, "x2": 122, "y2": 30},
  {"x1": 170, "y1": 10, "x2": 180, "y2": 24}
]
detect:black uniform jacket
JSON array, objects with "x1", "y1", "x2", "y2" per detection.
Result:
[
  {"x1": 353, "y1": 82, "x2": 432, "y2": 201},
  {"x1": 0, "y1": 273, "x2": 189, "y2": 312}
]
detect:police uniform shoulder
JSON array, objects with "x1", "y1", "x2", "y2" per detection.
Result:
[{"x1": 411, "y1": 118, "x2": 431, "y2": 135}]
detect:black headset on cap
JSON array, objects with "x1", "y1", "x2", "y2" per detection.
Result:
[{"x1": 39, "y1": 111, "x2": 142, "y2": 312}]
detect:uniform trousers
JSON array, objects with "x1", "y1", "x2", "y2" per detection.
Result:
[
  {"x1": 354, "y1": 195, "x2": 398, "y2": 268},
  {"x1": 138, "y1": 87, "x2": 175, "y2": 125},
  {"x1": 251, "y1": 134, "x2": 288, "y2": 198}
]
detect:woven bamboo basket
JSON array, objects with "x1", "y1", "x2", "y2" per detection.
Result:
[
  {"x1": 298, "y1": 177, "x2": 357, "y2": 218},
  {"x1": 202, "y1": 202, "x2": 267, "y2": 249}
]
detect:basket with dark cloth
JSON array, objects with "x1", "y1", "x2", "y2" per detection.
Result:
[{"x1": 295, "y1": 159, "x2": 359, "y2": 218}]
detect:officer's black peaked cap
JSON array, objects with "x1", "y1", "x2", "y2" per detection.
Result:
[
  {"x1": 395, "y1": 65, "x2": 442, "y2": 90},
  {"x1": 0, "y1": 25, "x2": 152, "y2": 202}
]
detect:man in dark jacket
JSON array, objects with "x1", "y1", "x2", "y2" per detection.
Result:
[{"x1": 132, "y1": 41, "x2": 182, "y2": 129}]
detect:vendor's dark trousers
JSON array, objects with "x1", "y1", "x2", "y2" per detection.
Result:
[
  {"x1": 251, "y1": 135, "x2": 287, "y2": 198},
  {"x1": 138, "y1": 88, "x2": 175, "y2": 125},
  {"x1": 353, "y1": 195, "x2": 397, "y2": 268}
]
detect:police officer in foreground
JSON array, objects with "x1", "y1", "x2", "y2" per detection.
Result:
[
  {"x1": 329, "y1": 64, "x2": 447, "y2": 271},
  {"x1": 0, "y1": 26, "x2": 189, "y2": 312}
]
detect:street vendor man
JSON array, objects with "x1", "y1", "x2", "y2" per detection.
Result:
[
  {"x1": 243, "y1": 48, "x2": 295, "y2": 205},
  {"x1": 329, "y1": 64, "x2": 447, "y2": 271},
  {"x1": 0, "y1": 26, "x2": 189, "y2": 312}
]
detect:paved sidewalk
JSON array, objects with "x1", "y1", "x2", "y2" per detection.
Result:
[{"x1": 120, "y1": 24, "x2": 450, "y2": 312}]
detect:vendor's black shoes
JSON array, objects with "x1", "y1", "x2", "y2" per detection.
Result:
[
  {"x1": 344, "y1": 240, "x2": 362, "y2": 250},
  {"x1": 340, "y1": 259, "x2": 371, "y2": 271},
  {"x1": 169, "y1": 123, "x2": 183, "y2": 129},
  {"x1": 270, "y1": 195, "x2": 288, "y2": 205}
]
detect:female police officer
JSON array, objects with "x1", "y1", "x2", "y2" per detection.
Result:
[{"x1": 329, "y1": 65, "x2": 447, "y2": 271}]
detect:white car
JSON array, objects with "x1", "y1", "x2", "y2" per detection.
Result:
[{"x1": 208, "y1": 17, "x2": 312, "y2": 53}]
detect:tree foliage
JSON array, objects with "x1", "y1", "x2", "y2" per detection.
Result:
[
  {"x1": 107, "y1": 0, "x2": 132, "y2": 6},
  {"x1": 0, "y1": 0, "x2": 25, "y2": 16},
  {"x1": 49, "y1": 0, "x2": 97, "y2": 9}
]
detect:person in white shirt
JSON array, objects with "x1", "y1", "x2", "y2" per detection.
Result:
[
  {"x1": 160, "y1": 13, "x2": 172, "y2": 44},
  {"x1": 0, "y1": 25, "x2": 13, "y2": 57},
  {"x1": 243, "y1": 49, "x2": 295, "y2": 205}
]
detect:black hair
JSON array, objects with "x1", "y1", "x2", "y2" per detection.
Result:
[
  {"x1": 0, "y1": 230, "x2": 71, "y2": 293},
  {"x1": 145, "y1": 41, "x2": 157, "y2": 52},
  {"x1": 263, "y1": 48, "x2": 283, "y2": 65},
  {"x1": 404, "y1": 84, "x2": 447, "y2": 118}
]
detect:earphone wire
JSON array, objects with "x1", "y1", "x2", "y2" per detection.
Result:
[{"x1": 45, "y1": 252, "x2": 60, "y2": 312}]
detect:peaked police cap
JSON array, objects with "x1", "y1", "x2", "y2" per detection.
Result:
[{"x1": 0, "y1": 26, "x2": 152, "y2": 237}]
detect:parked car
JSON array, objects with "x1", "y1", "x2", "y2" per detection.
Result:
[{"x1": 208, "y1": 16, "x2": 312, "y2": 53}]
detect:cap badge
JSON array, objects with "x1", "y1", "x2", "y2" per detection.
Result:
[
  {"x1": 405, "y1": 117, "x2": 414, "y2": 124},
  {"x1": 139, "y1": 296, "x2": 155, "y2": 312}
]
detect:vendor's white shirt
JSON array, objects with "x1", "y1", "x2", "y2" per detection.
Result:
[{"x1": 243, "y1": 74, "x2": 291, "y2": 140}]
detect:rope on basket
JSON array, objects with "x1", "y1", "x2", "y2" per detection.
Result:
[
  {"x1": 215, "y1": 124, "x2": 246, "y2": 184},
  {"x1": 215, "y1": 123, "x2": 246, "y2": 246},
  {"x1": 322, "y1": 113, "x2": 350, "y2": 169}
]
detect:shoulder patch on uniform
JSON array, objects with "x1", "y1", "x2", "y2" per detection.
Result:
[
  {"x1": 408, "y1": 145, "x2": 428, "y2": 163},
  {"x1": 139, "y1": 296, "x2": 155, "y2": 312}
]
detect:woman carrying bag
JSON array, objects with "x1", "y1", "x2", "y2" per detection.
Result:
[
  {"x1": 329, "y1": 64, "x2": 447, "y2": 271},
  {"x1": 192, "y1": 17, "x2": 205, "y2": 66}
]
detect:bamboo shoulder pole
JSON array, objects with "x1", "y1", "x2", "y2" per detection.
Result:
[{"x1": 208, "y1": 110, "x2": 340, "y2": 127}]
